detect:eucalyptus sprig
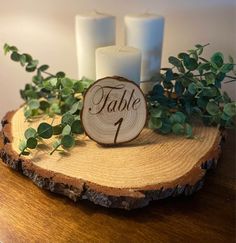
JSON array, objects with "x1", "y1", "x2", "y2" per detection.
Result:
[
  {"x1": 4, "y1": 44, "x2": 91, "y2": 155},
  {"x1": 3, "y1": 43, "x2": 236, "y2": 156},
  {"x1": 147, "y1": 44, "x2": 236, "y2": 137}
]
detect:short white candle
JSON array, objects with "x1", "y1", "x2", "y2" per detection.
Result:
[
  {"x1": 125, "y1": 13, "x2": 164, "y2": 91},
  {"x1": 96, "y1": 46, "x2": 141, "y2": 83},
  {"x1": 75, "y1": 12, "x2": 115, "y2": 80}
]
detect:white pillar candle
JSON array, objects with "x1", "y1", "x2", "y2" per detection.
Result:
[
  {"x1": 96, "y1": 45, "x2": 141, "y2": 83},
  {"x1": 75, "y1": 12, "x2": 116, "y2": 80},
  {"x1": 125, "y1": 13, "x2": 164, "y2": 92}
]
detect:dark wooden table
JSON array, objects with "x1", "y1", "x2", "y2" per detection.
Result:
[{"x1": 0, "y1": 131, "x2": 235, "y2": 243}]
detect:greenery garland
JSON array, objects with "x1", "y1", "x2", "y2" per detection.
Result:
[{"x1": 3, "y1": 43, "x2": 236, "y2": 156}]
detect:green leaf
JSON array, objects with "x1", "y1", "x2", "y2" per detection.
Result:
[
  {"x1": 40, "y1": 100, "x2": 50, "y2": 111},
  {"x1": 178, "y1": 52, "x2": 189, "y2": 60},
  {"x1": 229, "y1": 55, "x2": 234, "y2": 64},
  {"x1": 201, "y1": 86, "x2": 219, "y2": 97},
  {"x1": 148, "y1": 117, "x2": 162, "y2": 130},
  {"x1": 28, "y1": 99, "x2": 40, "y2": 110},
  {"x1": 20, "y1": 54, "x2": 27, "y2": 66},
  {"x1": 69, "y1": 101, "x2": 82, "y2": 114},
  {"x1": 150, "y1": 107, "x2": 162, "y2": 118},
  {"x1": 71, "y1": 120, "x2": 84, "y2": 134},
  {"x1": 25, "y1": 60, "x2": 38, "y2": 72},
  {"x1": 198, "y1": 63, "x2": 211, "y2": 72},
  {"x1": 26, "y1": 137, "x2": 38, "y2": 149},
  {"x1": 211, "y1": 52, "x2": 224, "y2": 68},
  {"x1": 3, "y1": 43, "x2": 10, "y2": 55},
  {"x1": 183, "y1": 58, "x2": 198, "y2": 71},
  {"x1": 49, "y1": 77, "x2": 58, "y2": 87},
  {"x1": 37, "y1": 123, "x2": 53, "y2": 139},
  {"x1": 197, "y1": 97, "x2": 208, "y2": 109},
  {"x1": 188, "y1": 83, "x2": 198, "y2": 95},
  {"x1": 61, "y1": 135, "x2": 75, "y2": 148},
  {"x1": 61, "y1": 113, "x2": 75, "y2": 126},
  {"x1": 175, "y1": 81, "x2": 184, "y2": 96},
  {"x1": 81, "y1": 77, "x2": 93, "y2": 89},
  {"x1": 172, "y1": 123, "x2": 185, "y2": 135},
  {"x1": 185, "y1": 123, "x2": 193, "y2": 138},
  {"x1": 24, "y1": 109, "x2": 32, "y2": 119},
  {"x1": 198, "y1": 47, "x2": 203, "y2": 55},
  {"x1": 26, "y1": 64, "x2": 37, "y2": 72},
  {"x1": 220, "y1": 64, "x2": 234, "y2": 73},
  {"x1": 56, "y1": 72, "x2": 66, "y2": 78},
  {"x1": 23, "y1": 53, "x2": 32, "y2": 63},
  {"x1": 73, "y1": 81, "x2": 84, "y2": 93},
  {"x1": 205, "y1": 72, "x2": 216, "y2": 85},
  {"x1": 195, "y1": 44, "x2": 203, "y2": 48},
  {"x1": 62, "y1": 125, "x2": 71, "y2": 135},
  {"x1": 168, "y1": 56, "x2": 182, "y2": 67},
  {"x1": 24, "y1": 127, "x2": 37, "y2": 139},
  {"x1": 53, "y1": 125, "x2": 63, "y2": 135},
  {"x1": 61, "y1": 78, "x2": 74, "y2": 88},
  {"x1": 206, "y1": 101, "x2": 220, "y2": 115},
  {"x1": 169, "y1": 112, "x2": 186, "y2": 124},
  {"x1": 221, "y1": 112, "x2": 231, "y2": 121},
  {"x1": 10, "y1": 52, "x2": 21, "y2": 62},
  {"x1": 39, "y1": 65, "x2": 49, "y2": 71},
  {"x1": 222, "y1": 92, "x2": 231, "y2": 103},
  {"x1": 165, "y1": 69, "x2": 174, "y2": 82},
  {"x1": 61, "y1": 87, "x2": 72, "y2": 96},
  {"x1": 50, "y1": 103, "x2": 61, "y2": 115},
  {"x1": 223, "y1": 102, "x2": 236, "y2": 117},
  {"x1": 19, "y1": 139, "x2": 27, "y2": 151}
]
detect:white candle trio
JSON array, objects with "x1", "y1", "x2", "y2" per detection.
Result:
[{"x1": 75, "y1": 12, "x2": 164, "y2": 93}]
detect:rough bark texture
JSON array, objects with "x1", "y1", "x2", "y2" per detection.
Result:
[{"x1": 0, "y1": 110, "x2": 223, "y2": 210}]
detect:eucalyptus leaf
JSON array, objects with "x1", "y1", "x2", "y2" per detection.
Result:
[
  {"x1": 19, "y1": 139, "x2": 27, "y2": 151},
  {"x1": 206, "y1": 101, "x2": 220, "y2": 115},
  {"x1": 61, "y1": 135, "x2": 75, "y2": 148},
  {"x1": 62, "y1": 124, "x2": 71, "y2": 135},
  {"x1": 61, "y1": 78, "x2": 74, "y2": 88},
  {"x1": 10, "y1": 52, "x2": 20, "y2": 62},
  {"x1": 24, "y1": 127, "x2": 37, "y2": 139},
  {"x1": 223, "y1": 102, "x2": 236, "y2": 117},
  {"x1": 211, "y1": 52, "x2": 224, "y2": 68},
  {"x1": 37, "y1": 123, "x2": 53, "y2": 139},
  {"x1": 71, "y1": 120, "x2": 84, "y2": 134},
  {"x1": 28, "y1": 99, "x2": 40, "y2": 110},
  {"x1": 27, "y1": 137, "x2": 38, "y2": 149},
  {"x1": 61, "y1": 113, "x2": 75, "y2": 126},
  {"x1": 168, "y1": 56, "x2": 182, "y2": 67},
  {"x1": 172, "y1": 123, "x2": 185, "y2": 135}
]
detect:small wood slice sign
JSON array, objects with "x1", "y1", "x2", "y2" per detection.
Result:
[{"x1": 81, "y1": 76, "x2": 147, "y2": 145}]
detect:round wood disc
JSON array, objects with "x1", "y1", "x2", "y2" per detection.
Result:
[
  {"x1": 81, "y1": 76, "x2": 147, "y2": 145},
  {"x1": 0, "y1": 107, "x2": 222, "y2": 210}
]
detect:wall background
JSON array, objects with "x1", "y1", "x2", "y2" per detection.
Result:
[{"x1": 0, "y1": 0, "x2": 235, "y2": 118}]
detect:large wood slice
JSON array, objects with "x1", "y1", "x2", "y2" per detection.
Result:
[{"x1": 0, "y1": 107, "x2": 222, "y2": 210}]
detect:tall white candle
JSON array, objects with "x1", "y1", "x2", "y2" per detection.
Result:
[
  {"x1": 75, "y1": 12, "x2": 115, "y2": 80},
  {"x1": 96, "y1": 46, "x2": 141, "y2": 83},
  {"x1": 125, "y1": 13, "x2": 164, "y2": 91}
]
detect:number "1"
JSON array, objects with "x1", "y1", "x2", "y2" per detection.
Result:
[{"x1": 114, "y1": 118, "x2": 123, "y2": 144}]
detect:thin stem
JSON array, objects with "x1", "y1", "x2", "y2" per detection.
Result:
[
  {"x1": 41, "y1": 70, "x2": 55, "y2": 77},
  {"x1": 225, "y1": 75, "x2": 236, "y2": 79},
  {"x1": 224, "y1": 79, "x2": 236, "y2": 83},
  {"x1": 50, "y1": 143, "x2": 61, "y2": 155},
  {"x1": 19, "y1": 146, "x2": 27, "y2": 157}
]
